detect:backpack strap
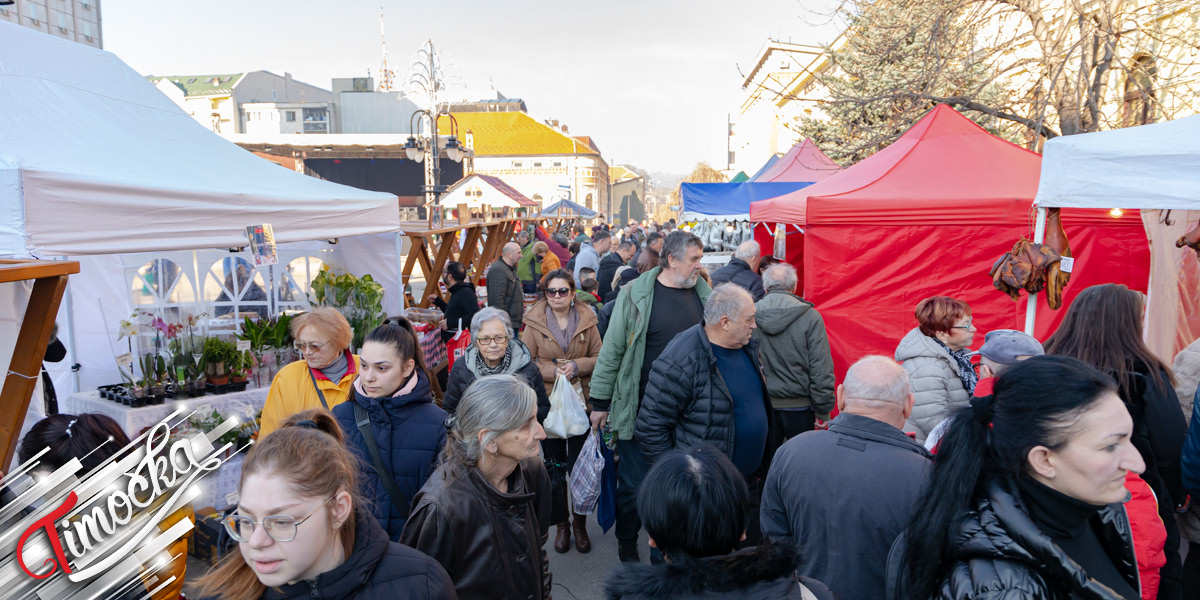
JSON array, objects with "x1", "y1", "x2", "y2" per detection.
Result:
[{"x1": 353, "y1": 402, "x2": 410, "y2": 519}]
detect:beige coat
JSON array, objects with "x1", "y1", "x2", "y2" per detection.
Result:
[{"x1": 521, "y1": 299, "x2": 602, "y2": 400}]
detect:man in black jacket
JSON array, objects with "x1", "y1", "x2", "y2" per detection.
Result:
[
  {"x1": 429, "y1": 261, "x2": 480, "y2": 342},
  {"x1": 759, "y1": 355, "x2": 932, "y2": 600},
  {"x1": 711, "y1": 240, "x2": 765, "y2": 300},
  {"x1": 598, "y1": 240, "x2": 635, "y2": 298},
  {"x1": 636, "y1": 283, "x2": 776, "y2": 542}
]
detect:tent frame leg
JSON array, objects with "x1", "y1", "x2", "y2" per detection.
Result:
[{"x1": 1025, "y1": 206, "x2": 1048, "y2": 335}]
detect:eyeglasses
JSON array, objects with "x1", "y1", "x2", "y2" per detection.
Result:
[
  {"x1": 294, "y1": 340, "x2": 328, "y2": 353},
  {"x1": 223, "y1": 497, "x2": 331, "y2": 543},
  {"x1": 476, "y1": 335, "x2": 509, "y2": 346},
  {"x1": 545, "y1": 287, "x2": 572, "y2": 297},
  {"x1": 951, "y1": 319, "x2": 975, "y2": 330}
]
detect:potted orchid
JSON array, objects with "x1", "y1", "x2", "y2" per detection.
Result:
[{"x1": 136, "y1": 310, "x2": 181, "y2": 404}]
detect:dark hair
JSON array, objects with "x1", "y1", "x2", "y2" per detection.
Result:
[
  {"x1": 660, "y1": 230, "x2": 702, "y2": 270},
  {"x1": 617, "y1": 240, "x2": 636, "y2": 252},
  {"x1": 646, "y1": 231, "x2": 664, "y2": 244},
  {"x1": 568, "y1": 241, "x2": 581, "y2": 255},
  {"x1": 914, "y1": 296, "x2": 971, "y2": 337},
  {"x1": 444, "y1": 261, "x2": 468, "y2": 283},
  {"x1": 592, "y1": 229, "x2": 611, "y2": 242},
  {"x1": 581, "y1": 278, "x2": 598, "y2": 293},
  {"x1": 540, "y1": 268, "x2": 575, "y2": 293},
  {"x1": 192, "y1": 409, "x2": 359, "y2": 600},
  {"x1": 19, "y1": 413, "x2": 130, "y2": 475},
  {"x1": 1044, "y1": 283, "x2": 1173, "y2": 398},
  {"x1": 368, "y1": 316, "x2": 428, "y2": 381},
  {"x1": 637, "y1": 445, "x2": 748, "y2": 559},
  {"x1": 903, "y1": 355, "x2": 1117, "y2": 599}
]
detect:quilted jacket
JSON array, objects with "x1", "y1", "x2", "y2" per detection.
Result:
[{"x1": 895, "y1": 327, "x2": 970, "y2": 443}]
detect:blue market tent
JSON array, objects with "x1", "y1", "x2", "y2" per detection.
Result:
[
  {"x1": 679, "y1": 182, "x2": 810, "y2": 221},
  {"x1": 540, "y1": 198, "x2": 598, "y2": 218}
]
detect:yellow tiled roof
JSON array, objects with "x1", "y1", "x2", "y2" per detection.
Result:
[
  {"x1": 442, "y1": 112, "x2": 599, "y2": 156},
  {"x1": 609, "y1": 165, "x2": 639, "y2": 181}
]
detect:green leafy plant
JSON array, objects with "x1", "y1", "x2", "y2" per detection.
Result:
[
  {"x1": 308, "y1": 267, "x2": 386, "y2": 350},
  {"x1": 202, "y1": 336, "x2": 239, "y2": 378},
  {"x1": 236, "y1": 317, "x2": 270, "y2": 352},
  {"x1": 266, "y1": 313, "x2": 294, "y2": 349}
]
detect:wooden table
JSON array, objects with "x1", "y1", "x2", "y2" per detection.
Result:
[{"x1": 402, "y1": 218, "x2": 532, "y2": 308}]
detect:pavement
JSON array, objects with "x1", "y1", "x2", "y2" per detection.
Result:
[{"x1": 186, "y1": 522, "x2": 650, "y2": 600}]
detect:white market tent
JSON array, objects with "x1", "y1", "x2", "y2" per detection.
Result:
[
  {"x1": 1033, "y1": 113, "x2": 1200, "y2": 361},
  {"x1": 0, "y1": 21, "x2": 404, "y2": 399}
]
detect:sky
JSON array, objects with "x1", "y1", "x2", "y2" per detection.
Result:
[{"x1": 102, "y1": 0, "x2": 841, "y2": 179}]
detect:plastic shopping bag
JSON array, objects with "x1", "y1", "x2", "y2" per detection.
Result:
[
  {"x1": 544, "y1": 373, "x2": 589, "y2": 439},
  {"x1": 445, "y1": 326, "x2": 471, "y2": 371},
  {"x1": 569, "y1": 430, "x2": 606, "y2": 515}
]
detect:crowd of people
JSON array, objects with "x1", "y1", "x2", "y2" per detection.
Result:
[{"x1": 11, "y1": 218, "x2": 1200, "y2": 600}]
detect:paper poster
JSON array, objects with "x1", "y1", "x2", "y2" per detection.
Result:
[{"x1": 245, "y1": 223, "x2": 278, "y2": 267}]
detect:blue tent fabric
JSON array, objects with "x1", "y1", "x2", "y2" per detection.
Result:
[
  {"x1": 539, "y1": 198, "x2": 598, "y2": 218},
  {"x1": 679, "y1": 182, "x2": 810, "y2": 221},
  {"x1": 748, "y1": 154, "x2": 781, "y2": 181}
]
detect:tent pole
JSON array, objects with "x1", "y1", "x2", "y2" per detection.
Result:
[
  {"x1": 1024, "y1": 206, "x2": 1048, "y2": 335},
  {"x1": 395, "y1": 231, "x2": 406, "y2": 310}
]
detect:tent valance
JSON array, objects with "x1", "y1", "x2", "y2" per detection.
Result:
[{"x1": 680, "y1": 182, "x2": 810, "y2": 222}]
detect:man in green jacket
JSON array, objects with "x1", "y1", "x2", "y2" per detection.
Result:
[
  {"x1": 752, "y1": 263, "x2": 835, "y2": 439},
  {"x1": 589, "y1": 230, "x2": 711, "y2": 563},
  {"x1": 514, "y1": 229, "x2": 539, "y2": 293}
]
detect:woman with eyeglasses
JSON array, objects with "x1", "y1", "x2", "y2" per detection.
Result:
[
  {"x1": 331, "y1": 318, "x2": 447, "y2": 541},
  {"x1": 260, "y1": 307, "x2": 358, "y2": 437},
  {"x1": 192, "y1": 409, "x2": 457, "y2": 600},
  {"x1": 441, "y1": 307, "x2": 550, "y2": 421},
  {"x1": 894, "y1": 296, "x2": 978, "y2": 444},
  {"x1": 400, "y1": 375, "x2": 552, "y2": 600},
  {"x1": 521, "y1": 269, "x2": 603, "y2": 554}
]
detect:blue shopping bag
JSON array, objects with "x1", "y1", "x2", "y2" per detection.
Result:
[{"x1": 596, "y1": 438, "x2": 618, "y2": 533}]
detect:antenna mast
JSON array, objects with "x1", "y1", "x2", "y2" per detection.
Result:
[{"x1": 377, "y1": 7, "x2": 394, "y2": 91}]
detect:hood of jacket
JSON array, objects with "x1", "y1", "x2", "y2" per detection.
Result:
[
  {"x1": 263, "y1": 506, "x2": 389, "y2": 600},
  {"x1": 351, "y1": 369, "x2": 435, "y2": 421},
  {"x1": 462, "y1": 337, "x2": 534, "y2": 378},
  {"x1": 754, "y1": 291, "x2": 814, "y2": 336},
  {"x1": 522, "y1": 298, "x2": 599, "y2": 338},
  {"x1": 895, "y1": 327, "x2": 961, "y2": 375},
  {"x1": 948, "y1": 479, "x2": 1137, "y2": 600},
  {"x1": 605, "y1": 542, "x2": 801, "y2": 599}
]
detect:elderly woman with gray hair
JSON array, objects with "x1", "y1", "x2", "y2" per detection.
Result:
[
  {"x1": 401, "y1": 375, "x2": 554, "y2": 600},
  {"x1": 442, "y1": 307, "x2": 550, "y2": 421}
]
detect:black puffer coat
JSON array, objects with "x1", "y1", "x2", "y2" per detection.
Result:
[
  {"x1": 709, "y1": 257, "x2": 765, "y2": 301},
  {"x1": 931, "y1": 479, "x2": 1139, "y2": 600},
  {"x1": 260, "y1": 506, "x2": 457, "y2": 600},
  {"x1": 604, "y1": 542, "x2": 835, "y2": 600},
  {"x1": 635, "y1": 324, "x2": 777, "y2": 472},
  {"x1": 400, "y1": 458, "x2": 553, "y2": 600}
]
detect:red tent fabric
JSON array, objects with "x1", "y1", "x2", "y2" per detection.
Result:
[
  {"x1": 749, "y1": 105, "x2": 1150, "y2": 380},
  {"x1": 751, "y1": 139, "x2": 842, "y2": 183}
]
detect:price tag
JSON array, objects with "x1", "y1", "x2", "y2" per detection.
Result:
[
  {"x1": 236, "y1": 340, "x2": 251, "y2": 352},
  {"x1": 115, "y1": 353, "x2": 133, "y2": 368},
  {"x1": 225, "y1": 491, "x2": 240, "y2": 506},
  {"x1": 1059, "y1": 256, "x2": 1074, "y2": 273}
]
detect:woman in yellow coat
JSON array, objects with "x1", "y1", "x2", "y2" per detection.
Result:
[
  {"x1": 536, "y1": 241, "x2": 561, "y2": 279},
  {"x1": 259, "y1": 307, "x2": 358, "y2": 437}
]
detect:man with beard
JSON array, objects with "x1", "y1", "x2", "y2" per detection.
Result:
[{"x1": 589, "y1": 230, "x2": 711, "y2": 563}]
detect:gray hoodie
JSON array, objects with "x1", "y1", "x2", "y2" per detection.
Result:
[{"x1": 751, "y1": 291, "x2": 836, "y2": 418}]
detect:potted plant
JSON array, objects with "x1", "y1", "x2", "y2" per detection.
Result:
[
  {"x1": 236, "y1": 316, "x2": 271, "y2": 388},
  {"x1": 266, "y1": 313, "x2": 295, "y2": 379},
  {"x1": 309, "y1": 267, "x2": 386, "y2": 351},
  {"x1": 203, "y1": 336, "x2": 238, "y2": 389}
]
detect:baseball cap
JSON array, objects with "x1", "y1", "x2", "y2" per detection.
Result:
[{"x1": 970, "y1": 329, "x2": 1045, "y2": 365}]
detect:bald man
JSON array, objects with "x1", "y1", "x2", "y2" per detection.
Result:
[
  {"x1": 760, "y1": 356, "x2": 932, "y2": 600},
  {"x1": 487, "y1": 241, "x2": 525, "y2": 334}
]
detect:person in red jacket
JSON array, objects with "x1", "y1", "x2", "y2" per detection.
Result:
[{"x1": 1125, "y1": 471, "x2": 1168, "y2": 600}]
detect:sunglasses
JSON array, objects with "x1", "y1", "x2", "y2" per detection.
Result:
[{"x1": 545, "y1": 287, "x2": 572, "y2": 297}]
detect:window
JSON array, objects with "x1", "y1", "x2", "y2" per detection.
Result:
[
  {"x1": 276, "y1": 257, "x2": 326, "y2": 311},
  {"x1": 553, "y1": 161, "x2": 562, "y2": 167},
  {"x1": 585, "y1": 193, "x2": 594, "y2": 210},
  {"x1": 26, "y1": 3, "x2": 41, "y2": 22},
  {"x1": 512, "y1": 161, "x2": 523, "y2": 168},
  {"x1": 285, "y1": 111, "x2": 297, "y2": 122},
  {"x1": 204, "y1": 258, "x2": 269, "y2": 322},
  {"x1": 1122, "y1": 55, "x2": 1157, "y2": 127},
  {"x1": 130, "y1": 259, "x2": 196, "y2": 322},
  {"x1": 187, "y1": 78, "x2": 197, "y2": 84},
  {"x1": 533, "y1": 162, "x2": 542, "y2": 167}
]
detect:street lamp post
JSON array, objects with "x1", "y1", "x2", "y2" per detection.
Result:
[{"x1": 403, "y1": 110, "x2": 466, "y2": 222}]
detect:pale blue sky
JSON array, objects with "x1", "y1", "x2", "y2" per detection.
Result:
[{"x1": 104, "y1": 0, "x2": 839, "y2": 177}]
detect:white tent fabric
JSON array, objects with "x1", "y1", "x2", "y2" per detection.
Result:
[
  {"x1": 1035, "y1": 113, "x2": 1200, "y2": 211},
  {"x1": 0, "y1": 20, "x2": 399, "y2": 258}
]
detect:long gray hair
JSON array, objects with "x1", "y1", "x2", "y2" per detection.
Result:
[{"x1": 441, "y1": 374, "x2": 536, "y2": 479}]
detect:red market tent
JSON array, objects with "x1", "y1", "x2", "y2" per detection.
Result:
[{"x1": 749, "y1": 105, "x2": 1150, "y2": 379}]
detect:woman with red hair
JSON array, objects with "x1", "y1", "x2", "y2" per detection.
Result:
[{"x1": 894, "y1": 296, "x2": 977, "y2": 443}]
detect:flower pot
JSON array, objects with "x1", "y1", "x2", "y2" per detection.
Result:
[
  {"x1": 209, "y1": 375, "x2": 230, "y2": 387},
  {"x1": 188, "y1": 379, "x2": 207, "y2": 398}
]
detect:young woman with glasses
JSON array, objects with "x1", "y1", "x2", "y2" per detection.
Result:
[
  {"x1": 441, "y1": 307, "x2": 550, "y2": 421},
  {"x1": 260, "y1": 307, "x2": 358, "y2": 437},
  {"x1": 894, "y1": 296, "x2": 978, "y2": 444},
  {"x1": 191, "y1": 409, "x2": 456, "y2": 600},
  {"x1": 521, "y1": 269, "x2": 603, "y2": 554}
]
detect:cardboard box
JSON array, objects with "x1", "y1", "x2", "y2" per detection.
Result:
[{"x1": 190, "y1": 507, "x2": 230, "y2": 566}]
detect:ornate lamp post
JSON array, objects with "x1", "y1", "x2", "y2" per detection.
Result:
[{"x1": 403, "y1": 110, "x2": 465, "y2": 220}]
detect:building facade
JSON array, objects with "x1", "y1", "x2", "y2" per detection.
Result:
[
  {"x1": 1, "y1": 0, "x2": 102, "y2": 48},
  {"x1": 149, "y1": 71, "x2": 333, "y2": 135}
]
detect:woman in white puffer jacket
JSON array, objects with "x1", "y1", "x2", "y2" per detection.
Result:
[{"x1": 894, "y1": 296, "x2": 977, "y2": 443}]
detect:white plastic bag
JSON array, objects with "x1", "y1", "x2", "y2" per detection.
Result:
[
  {"x1": 544, "y1": 373, "x2": 589, "y2": 439},
  {"x1": 569, "y1": 430, "x2": 605, "y2": 515}
]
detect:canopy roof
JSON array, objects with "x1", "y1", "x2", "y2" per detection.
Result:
[
  {"x1": 750, "y1": 105, "x2": 1042, "y2": 225},
  {"x1": 751, "y1": 139, "x2": 841, "y2": 183},
  {"x1": 747, "y1": 154, "x2": 781, "y2": 181},
  {"x1": 728, "y1": 171, "x2": 749, "y2": 183},
  {"x1": 0, "y1": 21, "x2": 399, "y2": 257},
  {"x1": 442, "y1": 174, "x2": 538, "y2": 209},
  {"x1": 1035, "y1": 113, "x2": 1200, "y2": 211},
  {"x1": 680, "y1": 182, "x2": 811, "y2": 222},
  {"x1": 540, "y1": 198, "x2": 598, "y2": 218}
]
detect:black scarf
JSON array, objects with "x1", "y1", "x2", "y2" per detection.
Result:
[
  {"x1": 474, "y1": 344, "x2": 512, "y2": 376},
  {"x1": 935, "y1": 337, "x2": 977, "y2": 395}
]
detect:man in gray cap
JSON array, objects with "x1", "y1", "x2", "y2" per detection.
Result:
[{"x1": 972, "y1": 329, "x2": 1045, "y2": 393}]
